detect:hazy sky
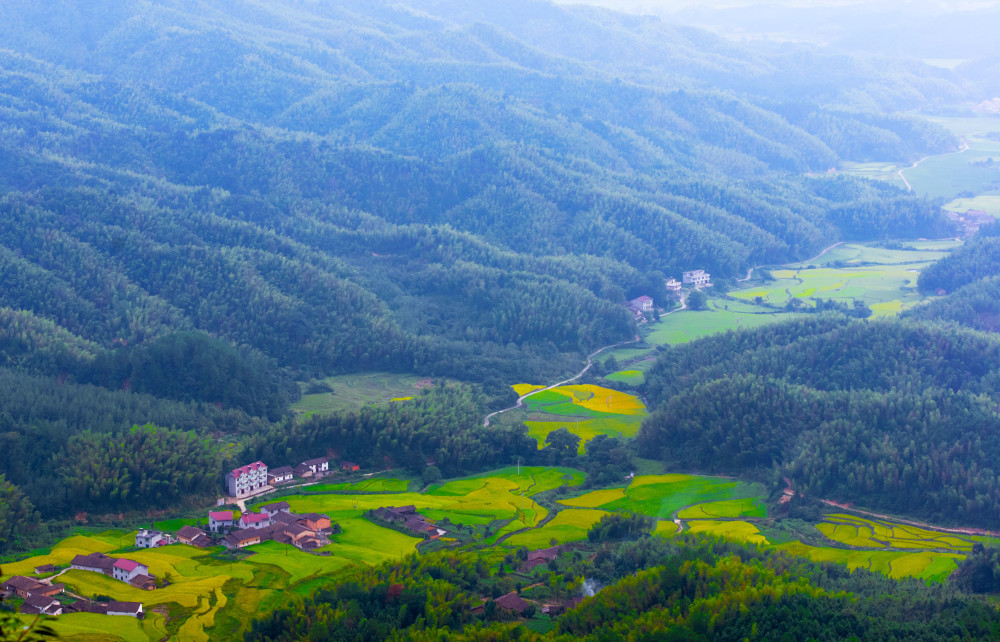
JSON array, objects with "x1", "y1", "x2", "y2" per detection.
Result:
[{"x1": 553, "y1": 0, "x2": 1000, "y2": 11}]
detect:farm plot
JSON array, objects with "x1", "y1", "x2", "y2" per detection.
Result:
[
  {"x1": 292, "y1": 372, "x2": 445, "y2": 415},
  {"x1": 603, "y1": 369, "x2": 644, "y2": 385},
  {"x1": 684, "y1": 520, "x2": 768, "y2": 546},
  {"x1": 505, "y1": 509, "x2": 609, "y2": 548},
  {"x1": 309, "y1": 478, "x2": 410, "y2": 492},
  {"x1": 516, "y1": 385, "x2": 648, "y2": 453},
  {"x1": 817, "y1": 514, "x2": 975, "y2": 552},
  {"x1": 559, "y1": 474, "x2": 766, "y2": 520},
  {"x1": 677, "y1": 498, "x2": 767, "y2": 519},
  {"x1": 773, "y1": 542, "x2": 963, "y2": 583},
  {"x1": 641, "y1": 309, "x2": 799, "y2": 346}
]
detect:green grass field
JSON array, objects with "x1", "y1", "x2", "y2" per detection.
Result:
[
  {"x1": 943, "y1": 194, "x2": 1000, "y2": 217},
  {"x1": 308, "y1": 478, "x2": 410, "y2": 492},
  {"x1": 292, "y1": 372, "x2": 440, "y2": 415},
  {"x1": 604, "y1": 369, "x2": 645, "y2": 385},
  {"x1": 677, "y1": 498, "x2": 767, "y2": 519},
  {"x1": 774, "y1": 541, "x2": 963, "y2": 582},
  {"x1": 559, "y1": 474, "x2": 766, "y2": 520}
]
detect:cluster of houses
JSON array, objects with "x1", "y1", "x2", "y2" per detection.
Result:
[
  {"x1": 227, "y1": 456, "x2": 359, "y2": 498},
  {"x1": 210, "y1": 501, "x2": 334, "y2": 551},
  {"x1": 469, "y1": 545, "x2": 583, "y2": 618},
  {"x1": 1, "y1": 570, "x2": 143, "y2": 619},
  {"x1": 370, "y1": 505, "x2": 446, "y2": 539},
  {"x1": 625, "y1": 269, "x2": 712, "y2": 322}
]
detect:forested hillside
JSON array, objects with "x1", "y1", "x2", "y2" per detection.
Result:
[
  {"x1": 640, "y1": 316, "x2": 1000, "y2": 528},
  {"x1": 0, "y1": 0, "x2": 965, "y2": 535}
]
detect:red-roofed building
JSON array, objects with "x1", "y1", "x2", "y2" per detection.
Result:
[
  {"x1": 112, "y1": 558, "x2": 149, "y2": 583},
  {"x1": 340, "y1": 461, "x2": 360, "y2": 472},
  {"x1": 226, "y1": 461, "x2": 268, "y2": 498},
  {"x1": 239, "y1": 512, "x2": 272, "y2": 530},
  {"x1": 209, "y1": 511, "x2": 236, "y2": 533}
]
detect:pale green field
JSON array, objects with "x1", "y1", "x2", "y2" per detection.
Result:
[
  {"x1": 901, "y1": 140, "x2": 1000, "y2": 199},
  {"x1": 604, "y1": 369, "x2": 644, "y2": 385},
  {"x1": 943, "y1": 194, "x2": 1000, "y2": 217},
  {"x1": 774, "y1": 541, "x2": 963, "y2": 582},
  {"x1": 292, "y1": 372, "x2": 439, "y2": 415},
  {"x1": 517, "y1": 385, "x2": 647, "y2": 453},
  {"x1": 309, "y1": 478, "x2": 410, "y2": 492},
  {"x1": 643, "y1": 309, "x2": 802, "y2": 345},
  {"x1": 677, "y1": 498, "x2": 767, "y2": 519}
]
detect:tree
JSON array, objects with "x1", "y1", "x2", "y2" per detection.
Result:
[{"x1": 687, "y1": 290, "x2": 708, "y2": 310}]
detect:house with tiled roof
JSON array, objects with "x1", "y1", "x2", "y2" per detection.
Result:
[
  {"x1": 1, "y1": 575, "x2": 46, "y2": 598},
  {"x1": 34, "y1": 564, "x2": 56, "y2": 575},
  {"x1": 239, "y1": 511, "x2": 272, "y2": 530},
  {"x1": 71, "y1": 552, "x2": 117, "y2": 575},
  {"x1": 135, "y1": 529, "x2": 164, "y2": 548},
  {"x1": 340, "y1": 460, "x2": 360, "y2": 472},
  {"x1": 267, "y1": 466, "x2": 294, "y2": 485},
  {"x1": 112, "y1": 559, "x2": 149, "y2": 584},
  {"x1": 495, "y1": 592, "x2": 532, "y2": 614},
  {"x1": 21, "y1": 594, "x2": 62, "y2": 616},
  {"x1": 223, "y1": 528, "x2": 262, "y2": 549},
  {"x1": 108, "y1": 601, "x2": 143, "y2": 617},
  {"x1": 260, "y1": 501, "x2": 290, "y2": 517},
  {"x1": 226, "y1": 461, "x2": 268, "y2": 498},
  {"x1": 209, "y1": 510, "x2": 236, "y2": 533},
  {"x1": 176, "y1": 525, "x2": 212, "y2": 548},
  {"x1": 302, "y1": 457, "x2": 329, "y2": 475}
]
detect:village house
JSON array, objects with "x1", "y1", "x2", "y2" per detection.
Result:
[
  {"x1": 21, "y1": 594, "x2": 62, "y2": 617},
  {"x1": 135, "y1": 529, "x2": 164, "y2": 548},
  {"x1": 665, "y1": 278, "x2": 683, "y2": 293},
  {"x1": 34, "y1": 564, "x2": 56, "y2": 575},
  {"x1": 682, "y1": 269, "x2": 711, "y2": 287},
  {"x1": 112, "y1": 559, "x2": 150, "y2": 584},
  {"x1": 71, "y1": 552, "x2": 118, "y2": 575},
  {"x1": 521, "y1": 545, "x2": 563, "y2": 572},
  {"x1": 209, "y1": 510, "x2": 236, "y2": 533},
  {"x1": 495, "y1": 592, "x2": 533, "y2": 615},
  {"x1": 372, "y1": 506, "x2": 444, "y2": 538},
  {"x1": 224, "y1": 527, "x2": 262, "y2": 549},
  {"x1": 298, "y1": 513, "x2": 333, "y2": 532},
  {"x1": 226, "y1": 461, "x2": 269, "y2": 498},
  {"x1": 239, "y1": 511, "x2": 273, "y2": 530},
  {"x1": 626, "y1": 295, "x2": 654, "y2": 322},
  {"x1": 1, "y1": 576, "x2": 63, "y2": 599},
  {"x1": 302, "y1": 457, "x2": 330, "y2": 475},
  {"x1": 340, "y1": 461, "x2": 360, "y2": 472},
  {"x1": 176, "y1": 525, "x2": 212, "y2": 548},
  {"x1": 267, "y1": 466, "x2": 294, "y2": 485},
  {"x1": 260, "y1": 501, "x2": 291, "y2": 518},
  {"x1": 107, "y1": 601, "x2": 144, "y2": 618}
]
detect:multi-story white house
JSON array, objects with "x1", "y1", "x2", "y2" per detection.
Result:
[
  {"x1": 301, "y1": 457, "x2": 330, "y2": 476},
  {"x1": 112, "y1": 559, "x2": 149, "y2": 584},
  {"x1": 682, "y1": 270, "x2": 711, "y2": 287},
  {"x1": 209, "y1": 510, "x2": 236, "y2": 533},
  {"x1": 665, "y1": 278, "x2": 683, "y2": 293},
  {"x1": 226, "y1": 461, "x2": 268, "y2": 497}
]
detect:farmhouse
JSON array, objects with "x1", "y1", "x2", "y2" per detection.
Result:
[
  {"x1": 495, "y1": 592, "x2": 532, "y2": 615},
  {"x1": 34, "y1": 564, "x2": 56, "y2": 575},
  {"x1": 340, "y1": 461, "x2": 360, "y2": 472},
  {"x1": 1, "y1": 575, "x2": 59, "y2": 599},
  {"x1": 301, "y1": 457, "x2": 330, "y2": 475},
  {"x1": 682, "y1": 269, "x2": 711, "y2": 287},
  {"x1": 112, "y1": 559, "x2": 150, "y2": 584},
  {"x1": 260, "y1": 501, "x2": 291, "y2": 517},
  {"x1": 107, "y1": 601, "x2": 144, "y2": 617},
  {"x1": 239, "y1": 511, "x2": 272, "y2": 530},
  {"x1": 176, "y1": 525, "x2": 212, "y2": 548},
  {"x1": 71, "y1": 552, "x2": 117, "y2": 575},
  {"x1": 209, "y1": 510, "x2": 236, "y2": 533},
  {"x1": 626, "y1": 295, "x2": 654, "y2": 322},
  {"x1": 372, "y1": 505, "x2": 444, "y2": 538},
  {"x1": 298, "y1": 513, "x2": 332, "y2": 531},
  {"x1": 21, "y1": 594, "x2": 62, "y2": 617},
  {"x1": 665, "y1": 278, "x2": 683, "y2": 293},
  {"x1": 226, "y1": 461, "x2": 269, "y2": 498},
  {"x1": 267, "y1": 466, "x2": 294, "y2": 485},
  {"x1": 224, "y1": 528, "x2": 263, "y2": 549},
  {"x1": 521, "y1": 545, "x2": 564, "y2": 572},
  {"x1": 135, "y1": 529, "x2": 164, "y2": 548}
]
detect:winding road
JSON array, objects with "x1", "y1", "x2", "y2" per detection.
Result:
[
  {"x1": 897, "y1": 141, "x2": 970, "y2": 192},
  {"x1": 737, "y1": 241, "x2": 846, "y2": 283}
]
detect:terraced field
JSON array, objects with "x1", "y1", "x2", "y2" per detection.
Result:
[
  {"x1": 309, "y1": 478, "x2": 410, "y2": 492},
  {"x1": 817, "y1": 514, "x2": 976, "y2": 552},
  {"x1": 773, "y1": 542, "x2": 963, "y2": 582},
  {"x1": 505, "y1": 509, "x2": 610, "y2": 548}
]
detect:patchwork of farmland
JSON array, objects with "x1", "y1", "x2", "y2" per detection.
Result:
[
  {"x1": 817, "y1": 513, "x2": 976, "y2": 552},
  {"x1": 513, "y1": 384, "x2": 648, "y2": 453}
]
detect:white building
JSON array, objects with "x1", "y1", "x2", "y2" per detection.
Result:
[
  {"x1": 209, "y1": 510, "x2": 236, "y2": 533},
  {"x1": 135, "y1": 529, "x2": 163, "y2": 548},
  {"x1": 682, "y1": 270, "x2": 711, "y2": 287},
  {"x1": 665, "y1": 278, "x2": 683, "y2": 292},
  {"x1": 226, "y1": 461, "x2": 268, "y2": 497}
]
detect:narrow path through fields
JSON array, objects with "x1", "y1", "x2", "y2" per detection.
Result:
[
  {"x1": 897, "y1": 141, "x2": 970, "y2": 191},
  {"x1": 482, "y1": 334, "x2": 641, "y2": 427},
  {"x1": 736, "y1": 241, "x2": 844, "y2": 283}
]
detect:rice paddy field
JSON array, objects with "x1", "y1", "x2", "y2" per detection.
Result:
[
  {"x1": 943, "y1": 194, "x2": 1000, "y2": 217},
  {"x1": 505, "y1": 509, "x2": 610, "y2": 548},
  {"x1": 559, "y1": 473, "x2": 766, "y2": 520},
  {"x1": 817, "y1": 514, "x2": 975, "y2": 552},
  {"x1": 512, "y1": 384, "x2": 648, "y2": 453},
  {"x1": 308, "y1": 478, "x2": 410, "y2": 492},
  {"x1": 772, "y1": 542, "x2": 963, "y2": 582}
]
